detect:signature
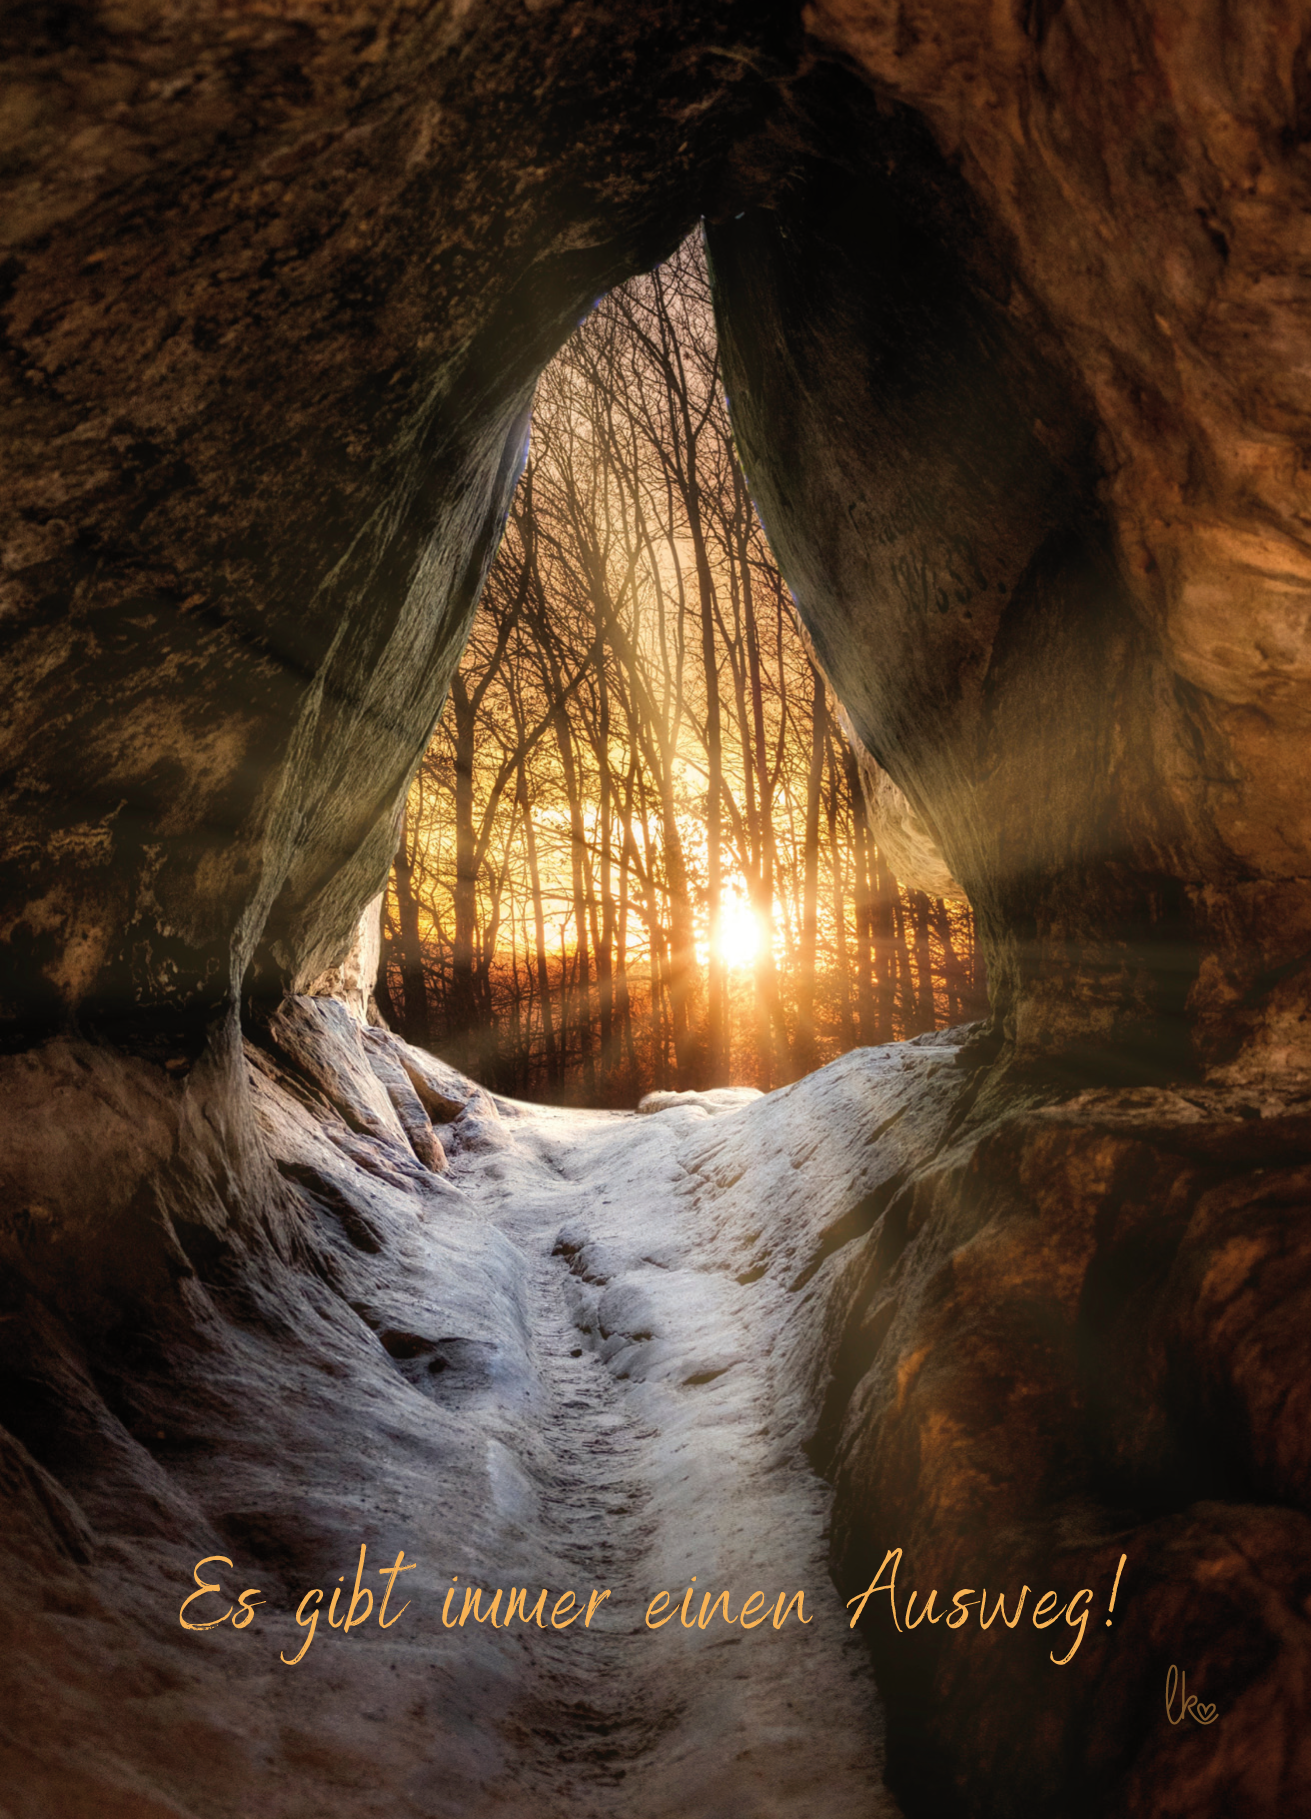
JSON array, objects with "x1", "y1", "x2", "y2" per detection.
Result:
[{"x1": 1165, "y1": 1664, "x2": 1219, "y2": 1726}]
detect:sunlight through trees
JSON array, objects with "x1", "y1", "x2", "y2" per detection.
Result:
[{"x1": 379, "y1": 234, "x2": 984, "y2": 1102}]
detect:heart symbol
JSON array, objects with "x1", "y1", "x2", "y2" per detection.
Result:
[{"x1": 1193, "y1": 1703, "x2": 1219, "y2": 1725}]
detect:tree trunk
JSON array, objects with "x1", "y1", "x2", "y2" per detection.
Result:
[
  {"x1": 844, "y1": 745, "x2": 879, "y2": 1047},
  {"x1": 447, "y1": 673, "x2": 479, "y2": 1067},
  {"x1": 908, "y1": 888, "x2": 937, "y2": 1035},
  {"x1": 519, "y1": 765, "x2": 560, "y2": 1090},
  {"x1": 795, "y1": 664, "x2": 827, "y2": 1075},
  {"x1": 391, "y1": 801, "x2": 431, "y2": 1047}
]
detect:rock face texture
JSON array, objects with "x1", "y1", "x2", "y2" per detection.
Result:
[
  {"x1": 683, "y1": 1043, "x2": 1311, "y2": 1819},
  {"x1": 824, "y1": 1068, "x2": 1311, "y2": 1818},
  {"x1": 838, "y1": 706, "x2": 966, "y2": 902},
  {"x1": 3, "y1": 5, "x2": 1311, "y2": 1819},
  {"x1": 1, "y1": 0, "x2": 794, "y2": 1042},
  {"x1": 0, "y1": 1008, "x2": 914, "y2": 1819},
  {"x1": 710, "y1": 19, "x2": 1311, "y2": 1082},
  {"x1": 304, "y1": 891, "x2": 385, "y2": 1024}
]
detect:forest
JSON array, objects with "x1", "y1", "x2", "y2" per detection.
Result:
[{"x1": 377, "y1": 235, "x2": 984, "y2": 1104}]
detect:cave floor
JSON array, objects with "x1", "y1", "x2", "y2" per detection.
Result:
[
  {"x1": 423, "y1": 1088, "x2": 901, "y2": 1818},
  {"x1": 2, "y1": 1027, "x2": 960, "y2": 1818}
]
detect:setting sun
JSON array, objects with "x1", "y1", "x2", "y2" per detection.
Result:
[{"x1": 716, "y1": 894, "x2": 761, "y2": 970}]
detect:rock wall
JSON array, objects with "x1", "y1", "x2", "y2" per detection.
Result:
[
  {"x1": 822, "y1": 1067, "x2": 1311, "y2": 1817},
  {"x1": 1, "y1": 0, "x2": 796, "y2": 1045},
  {"x1": 304, "y1": 892, "x2": 385, "y2": 1024},
  {"x1": 707, "y1": 25, "x2": 1311, "y2": 1084},
  {"x1": 3, "y1": 6, "x2": 1311, "y2": 1818}
]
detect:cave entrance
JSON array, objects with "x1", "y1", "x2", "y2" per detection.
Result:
[{"x1": 375, "y1": 232, "x2": 984, "y2": 1107}]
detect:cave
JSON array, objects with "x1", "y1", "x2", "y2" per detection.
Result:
[{"x1": 3, "y1": 4, "x2": 1310, "y2": 1817}]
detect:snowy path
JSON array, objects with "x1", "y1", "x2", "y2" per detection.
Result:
[
  {"x1": 434, "y1": 1086, "x2": 907, "y2": 1819},
  {"x1": 58, "y1": 1024, "x2": 958, "y2": 1819}
]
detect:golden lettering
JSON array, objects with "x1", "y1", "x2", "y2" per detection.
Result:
[
  {"x1": 377, "y1": 1551, "x2": 416, "y2": 1629},
  {"x1": 645, "y1": 1591, "x2": 674, "y2": 1629},
  {"x1": 506, "y1": 1587, "x2": 549, "y2": 1626},
  {"x1": 344, "y1": 1545, "x2": 374, "y2": 1632},
  {"x1": 945, "y1": 1589, "x2": 977, "y2": 1629},
  {"x1": 179, "y1": 1556, "x2": 235, "y2": 1632},
  {"x1": 678, "y1": 1579, "x2": 698, "y2": 1629},
  {"x1": 232, "y1": 1587, "x2": 264, "y2": 1630},
  {"x1": 280, "y1": 1589, "x2": 322, "y2": 1666},
  {"x1": 979, "y1": 1586, "x2": 1029, "y2": 1630},
  {"x1": 698, "y1": 1589, "x2": 735, "y2": 1629},
  {"x1": 1031, "y1": 1590, "x2": 1060, "y2": 1629},
  {"x1": 738, "y1": 1591, "x2": 769, "y2": 1629},
  {"x1": 1049, "y1": 1590, "x2": 1092, "y2": 1666},
  {"x1": 846, "y1": 1549, "x2": 902, "y2": 1631},
  {"x1": 772, "y1": 1590, "x2": 811, "y2": 1629},
  {"x1": 904, "y1": 1588, "x2": 943, "y2": 1629},
  {"x1": 460, "y1": 1586, "x2": 503, "y2": 1627}
]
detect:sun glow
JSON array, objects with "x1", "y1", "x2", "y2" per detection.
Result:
[{"x1": 715, "y1": 894, "x2": 762, "y2": 970}]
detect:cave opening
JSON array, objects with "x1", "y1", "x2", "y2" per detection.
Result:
[
  {"x1": 376, "y1": 229, "x2": 984, "y2": 1107},
  {"x1": 4, "y1": 8, "x2": 1311, "y2": 1819}
]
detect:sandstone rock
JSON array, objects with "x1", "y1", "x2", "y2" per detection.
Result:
[
  {"x1": 708, "y1": 33, "x2": 1311, "y2": 1082},
  {"x1": 0, "y1": 980, "x2": 917, "y2": 1819},
  {"x1": 2, "y1": 7, "x2": 1311, "y2": 1819},
  {"x1": 637, "y1": 1086, "x2": 764, "y2": 1116},
  {"x1": 843, "y1": 726, "x2": 965, "y2": 904},
  {"x1": 266, "y1": 994, "x2": 408, "y2": 1148},
  {"x1": 389, "y1": 1036, "x2": 476, "y2": 1125},
  {"x1": 0, "y1": 0, "x2": 794, "y2": 1044},
  {"x1": 361, "y1": 1026, "x2": 447, "y2": 1172},
  {"x1": 820, "y1": 1083, "x2": 1311, "y2": 1818},
  {"x1": 303, "y1": 892, "x2": 385, "y2": 1024},
  {"x1": 795, "y1": 620, "x2": 965, "y2": 902}
]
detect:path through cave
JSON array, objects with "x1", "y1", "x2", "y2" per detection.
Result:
[
  {"x1": 424, "y1": 1074, "x2": 901, "y2": 1818},
  {"x1": 6, "y1": 5, "x2": 1311, "y2": 1815},
  {"x1": 4, "y1": 999, "x2": 952, "y2": 1817}
]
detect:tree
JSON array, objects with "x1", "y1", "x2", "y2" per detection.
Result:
[{"x1": 379, "y1": 231, "x2": 984, "y2": 1102}]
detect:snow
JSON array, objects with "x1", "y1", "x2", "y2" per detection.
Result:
[{"x1": 9, "y1": 1004, "x2": 972, "y2": 1817}]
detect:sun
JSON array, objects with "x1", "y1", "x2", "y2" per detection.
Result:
[{"x1": 716, "y1": 893, "x2": 761, "y2": 969}]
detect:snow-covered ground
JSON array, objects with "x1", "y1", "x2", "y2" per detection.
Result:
[
  {"x1": 433, "y1": 1079, "x2": 902, "y2": 1819},
  {"x1": 2, "y1": 1002, "x2": 967, "y2": 1818}
]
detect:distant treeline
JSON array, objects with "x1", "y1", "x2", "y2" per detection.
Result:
[{"x1": 378, "y1": 234, "x2": 985, "y2": 1106}]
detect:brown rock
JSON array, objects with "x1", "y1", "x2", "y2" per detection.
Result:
[
  {"x1": 3, "y1": 8, "x2": 1311, "y2": 1819},
  {"x1": 824, "y1": 1084, "x2": 1311, "y2": 1817},
  {"x1": 361, "y1": 1026, "x2": 447, "y2": 1171},
  {"x1": 708, "y1": 25, "x2": 1311, "y2": 1082}
]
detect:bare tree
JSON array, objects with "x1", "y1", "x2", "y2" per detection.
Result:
[{"x1": 379, "y1": 230, "x2": 983, "y2": 1102}]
